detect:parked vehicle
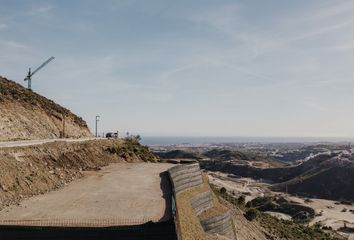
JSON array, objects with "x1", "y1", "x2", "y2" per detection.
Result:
[{"x1": 106, "y1": 132, "x2": 119, "y2": 138}]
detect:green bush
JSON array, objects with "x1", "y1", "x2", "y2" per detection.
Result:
[
  {"x1": 219, "y1": 187, "x2": 227, "y2": 195},
  {"x1": 246, "y1": 201, "x2": 253, "y2": 208},
  {"x1": 238, "y1": 195, "x2": 246, "y2": 205},
  {"x1": 245, "y1": 208, "x2": 258, "y2": 221},
  {"x1": 107, "y1": 138, "x2": 159, "y2": 163}
]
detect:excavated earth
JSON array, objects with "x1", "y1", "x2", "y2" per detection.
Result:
[
  {"x1": 0, "y1": 76, "x2": 92, "y2": 141},
  {"x1": 0, "y1": 139, "x2": 157, "y2": 210}
]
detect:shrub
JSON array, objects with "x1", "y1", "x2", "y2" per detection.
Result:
[
  {"x1": 219, "y1": 187, "x2": 227, "y2": 195},
  {"x1": 314, "y1": 222, "x2": 322, "y2": 229},
  {"x1": 246, "y1": 201, "x2": 253, "y2": 208},
  {"x1": 245, "y1": 208, "x2": 258, "y2": 221},
  {"x1": 238, "y1": 195, "x2": 246, "y2": 205}
]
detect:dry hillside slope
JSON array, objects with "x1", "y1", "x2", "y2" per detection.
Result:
[{"x1": 0, "y1": 76, "x2": 92, "y2": 141}]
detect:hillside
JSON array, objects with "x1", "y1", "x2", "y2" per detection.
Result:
[
  {"x1": 0, "y1": 76, "x2": 92, "y2": 141},
  {"x1": 204, "y1": 149, "x2": 252, "y2": 161},
  {"x1": 156, "y1": 150, "x2": 202, "y2": 160},
  {"x1": 271, "y1": 164, "x2": 354, "y2": 200},
  {"x1": 156, "y1": 148, "x2": 281, "y2": 163},
  {"x1": 202, "y1": 153, "x2": 354, "y2": 201}
]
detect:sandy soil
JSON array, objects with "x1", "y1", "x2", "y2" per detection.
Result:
[
  {"x1": 207, "y1": 171, "x2": 271, "y2": 202},
  {"x1": 0, "y1": 163, "x2": 173, "y2": 226},
  {"x1": 287, "y1": 195, "x2": 354, "y2": 239},
  {"x1": 264, "y1": 211, "x2": 292, "y2": 220}
]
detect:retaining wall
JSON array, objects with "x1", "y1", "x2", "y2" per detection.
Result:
[
  {"x1": 168, "y1": 163, "x2": 236, "y2": 240},
  {"x1": 168, "y1": 163, "x2": 203, "y2": 194},
  {"x1": 189, "y1": 191, "x2": 213, "y2": 216},
  {"x1": 200, "y1": 211, "x2": 235, "y2": 239}
]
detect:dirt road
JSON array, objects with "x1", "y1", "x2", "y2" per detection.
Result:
[
  {"x1": 0, "y1": 137, "x2": 97, "y2": 148},
  {"x1": 0, "y1": 163, "x2": 173, "y2": 226}
]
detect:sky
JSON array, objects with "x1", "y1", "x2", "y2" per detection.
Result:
[{"x1": 1, "y1": 0, "x2": 354, "y2": 138}]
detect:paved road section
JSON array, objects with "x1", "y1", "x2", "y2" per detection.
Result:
[
  {"x1": 0, "y1": 138, "x2": 98, "y2": 148},
  {"x1": 0, "y1": 163, "x2": 173, "y2": 226}
]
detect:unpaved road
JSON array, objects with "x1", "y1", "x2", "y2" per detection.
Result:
[
  {"x1": 0, "y1": 163, "x2": 173, "y2": 226},
  {"x1": 0, "y1": 137, "x2": 97, "y2": 148},
  {"x1": 207, "y1": 171, "x2": 271, "y2": 202}
]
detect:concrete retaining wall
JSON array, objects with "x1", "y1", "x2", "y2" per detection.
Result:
[
  {"x1": 200, "y1": 211, "x2": 235, "y2": 239},
  {"x1": 190, "y1": 191, "x2": 213, "y2": 215},
  {"x1": 168, "y1": 163, "x2": 203, "y2": 194},
  {"x1": 168, "y1": 163, "x2": 236, "y2": 240}
]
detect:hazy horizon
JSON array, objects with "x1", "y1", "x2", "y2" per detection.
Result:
[
  {"x1": 2, "y1": 0, "x2": 354, "y2": 138},
  {"x1": 140, "y1": 135, "x2": 354, "y2": 145}
]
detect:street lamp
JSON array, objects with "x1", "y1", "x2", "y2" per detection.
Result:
[{"x1": 95, "y1": 115, "x2": 100, "y2": 137}]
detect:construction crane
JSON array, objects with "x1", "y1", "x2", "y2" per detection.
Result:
[{"x1": 24, "y1": 56, "x2": 55, "y2": 89}]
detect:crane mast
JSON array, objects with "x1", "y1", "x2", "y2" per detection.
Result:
[{"x1": 24, "y1": 56, "x2": 55, "y2": 89}]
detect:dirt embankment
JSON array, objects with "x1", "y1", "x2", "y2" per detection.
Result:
[
  {"x1": 0, "y1": 138, "x2": 159, "y2": 210},
  {"x1": 0, "y1": 76, "x2": 92, "y2": 141}
]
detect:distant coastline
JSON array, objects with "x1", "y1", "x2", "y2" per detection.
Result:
[{"x1": 141, "y1": 136, "x2": 354, "y2": 145}]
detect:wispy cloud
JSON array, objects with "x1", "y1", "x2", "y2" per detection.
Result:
[
  {"x1": 0, "y1": 40, "x2": 29, "y2": 50},
  {"x1": 26, "y1": 5, "x2": 55, "y2": 16}
]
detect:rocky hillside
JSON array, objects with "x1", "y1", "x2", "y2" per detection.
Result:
[{"x1": 0, "y1": 76, "x2": 92, "y2": 141}]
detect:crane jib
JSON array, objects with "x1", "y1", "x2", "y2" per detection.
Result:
[
  {"x1": 30, "y1": 56, "x2": 55, "y2": 77},
  {"x1": 23, "y1": 56, "x2": 55, "y2": 89}
]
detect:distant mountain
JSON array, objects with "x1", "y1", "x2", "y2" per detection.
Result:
[
  {"x1": 201, "y1": 152, "x2": 354, "y2": 201},
  {"x1": 204, "y1": 149, "x2": 251, "y2": 161},
  {"x1": 272, "y1": 161, "x2": 354, "y2": 200},
  {"x1": 0, "y1": 76, "x2": 92, "y2": 141},
  {"x1": 156, "y1": 149, "x2": 256, "y2": 161},
  {"x1": 156, "y1": 150, "x2": 202, "y2": 160}
]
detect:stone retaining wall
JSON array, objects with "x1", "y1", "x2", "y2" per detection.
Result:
[
  {"x1": 190, "y1": 191, "x2": 213, "y2": 216},
  {"x1": 200, "y1": 211, "x2": 235, "y2": 239},
  {"x1": 168, "y1": 163, "x2": 236, "y2": 240},
  {"x1": 168, "y1": 163, "x2": 203, "y2": 194}
]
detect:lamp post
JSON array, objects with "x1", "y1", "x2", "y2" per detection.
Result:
[{"x1": 95, "y1": 115, "x2": 100, "y2": 137}]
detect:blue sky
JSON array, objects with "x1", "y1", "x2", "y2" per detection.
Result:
[{"x1": 1, "y1": 0, "x2": 354, "y2": 137}]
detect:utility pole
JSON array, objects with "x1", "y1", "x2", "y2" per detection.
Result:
[
  {"x1": 60, "y1": 113, "x2": 66, "y2": 138},
  {"x1": 95, "y1": 115, "x2": 100, "y2": 137}
]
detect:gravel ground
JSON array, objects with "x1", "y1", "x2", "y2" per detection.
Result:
[{"x1": 0, "y1": 163, "x2": 173, "y2": 226}]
